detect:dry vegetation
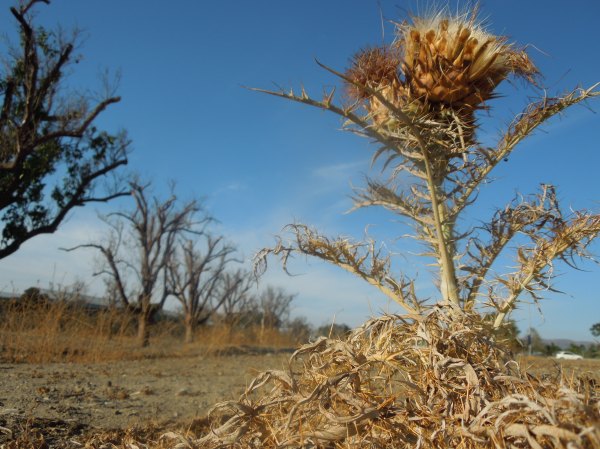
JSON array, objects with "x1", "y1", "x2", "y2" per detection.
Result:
[
  {"x1": 0, "y1": 299, "x2": 299, "y2": 364},
  {"x1": 190, "y1": 308, "x2": 600, "y2": 448}
]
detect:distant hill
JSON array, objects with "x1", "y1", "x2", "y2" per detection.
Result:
[{"x1": 543, "y1": 338, "x2": 596, "y2": 349}]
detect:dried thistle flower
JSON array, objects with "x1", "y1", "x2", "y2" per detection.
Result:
[
  {"x1": 398, "y1": 12, "x2": 539, "y2": 108},
  {"x1": 345, "y1": 47, "x2": 401, "y2": 101},
  {"x1": 344, "y1": 10, "x2": 537, "y2": 149},
  {"x1": 345, "y1": 47, "x2": 415, "y2": 129}
]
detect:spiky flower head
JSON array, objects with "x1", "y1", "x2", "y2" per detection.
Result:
[
  {"x1": 346, "y1": 47, "x2": 421, "y2": 129},
  {"x1": 345, "y1": 9, "x2": 538, "y2": 138},
  {"x1": 399, "y1": 12, "x2": 538, "y2": 108},
  {"x1": 345, "y1": 47, "x2": 402, "y2": 100}
]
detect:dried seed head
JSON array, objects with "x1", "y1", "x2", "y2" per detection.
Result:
[
  {"x1": 398, "y1": 12, "x2": 538, "y2": 108},
  {"x1": 345, "y1": 47, "x2": 401, "y2": 101},
  {"x1": 345, "y1": 47, "x2": 416, "y2": 128},
  {"x1": 341, "y1": 9, "x2": 539, "y2": 159}
]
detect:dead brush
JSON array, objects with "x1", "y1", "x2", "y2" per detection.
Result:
[
  {"x1": 182, "y1": 5, "x2": 600, "y2": 448},
  {"x1": 188, "y1": 307, "x2": 600, "y2": 448}
]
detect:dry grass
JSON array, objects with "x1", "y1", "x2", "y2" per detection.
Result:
[
  {"x1": 0, "y1": 299, "x2": 139, "y2": 363},
  {"x1": 187, "y1": 306, "x2": 599, "y2": 448},
  {"x1": 194, "y1": 323, "x2": 299, "y2": 354},
  {"x1": 0, "y1": 299, "x2": 298, "y2": 364}
]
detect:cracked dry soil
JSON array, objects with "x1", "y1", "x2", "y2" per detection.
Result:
[{"x1": 0, "y1": 351, "x2": 290, "y2": 445}]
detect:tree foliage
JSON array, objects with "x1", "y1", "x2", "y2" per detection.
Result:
[{"x1": 0, "y1": 0, "x2": 129, "y2": 259}]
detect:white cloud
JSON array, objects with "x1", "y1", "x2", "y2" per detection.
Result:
[
  {"x1": 312, "y1": 160, "x2": 367, "y2": 182},
  {"x1": 0, "y1": 212, "x2": 107, "y2": 296},
  {"x1": 258, "y1": 259, "x2": 407, "y2": 327},
  {"x1": 211, "y1": 181, "x2": 248, "y2": 197}
]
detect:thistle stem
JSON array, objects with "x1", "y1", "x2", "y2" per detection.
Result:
[
  {"x1": 431, "y1": 176, "x2": 460, "y2": 305},
  {"x1": 420, "y1": 150, "x2": 459, "y2": 306}
]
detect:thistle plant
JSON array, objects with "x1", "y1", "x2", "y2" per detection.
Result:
[
  {"x1": 255, "y1": 10, "x2": 600, "y2": 329},
  {"x1": 191, "y1": 10, "x2": 600, "y2": 448}
]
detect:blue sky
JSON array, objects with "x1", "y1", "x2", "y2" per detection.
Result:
[{"x1": 0, "y1": 1, "x2": 599, "y2": 340}]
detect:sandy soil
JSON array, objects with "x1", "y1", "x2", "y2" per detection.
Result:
[{"x1": 0, "y1": 350, "x2": 290, "y2": 446}]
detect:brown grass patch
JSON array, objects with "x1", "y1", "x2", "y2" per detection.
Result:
[{"x1": 0, "y1": 299, "x2": 299, "y2": 364}]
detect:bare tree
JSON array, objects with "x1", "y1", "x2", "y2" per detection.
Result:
[
  {"x1": 257, "y1": 286, "x2": 295, "y2": 330},
  {"x1": 214, "y1": 269, "x2": 256, "y2": 329},
  {"x1": 212, "y1": 280, "x2": 296, "y2": 341},
  {"x1": 167, "y1": 235, "x2": 238, "y2": 343},
  {"x1": 0, "y1": 0, "x2": 129, "y2": 259},
  {"x1": 66, "y1": 182, "x2": 200, "y2": 346}
]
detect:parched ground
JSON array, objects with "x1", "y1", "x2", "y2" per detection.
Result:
[
  {"x1": 0, "y1": 349, "x2": 291, "y2": 447},
  {"x1": 0, "y1": 352, "x2": 598, "y2": 447}
]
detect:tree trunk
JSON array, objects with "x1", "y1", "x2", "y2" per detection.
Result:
[
  {"x1": 137, "y1": 314, "x2": 150, "y2": 347},
  {"x1": 184, "y1": 314, "x2": 195, "y2": 344}
]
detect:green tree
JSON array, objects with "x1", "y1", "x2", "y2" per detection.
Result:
[
  {"x1": 543, "y1": 342, "x2": 560, "y2": 356},
  {"x1": 316, "y1": 322, "x2": 352, "y2": 339},
  {"x1": 591, "y1": 322, "x2": 600, "y2": 337},
  {"x1": 0, "y1": 0, "x2": 129, "y2": 259},
  {"x1": 568, "y1": 343, "x2": 585, "y2": 356},
  {"x1": 586, "y1": 344, "x2": 600, "y2": 359}
]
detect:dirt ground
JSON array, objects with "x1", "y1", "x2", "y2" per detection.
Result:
[
  {"x1": 0, "y1": 352, "x2": 598, "y2": 447},
  {"x1": 0, "y1": 349, "x2": 291, "y2": 446}
]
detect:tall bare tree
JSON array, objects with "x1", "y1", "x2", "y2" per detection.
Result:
[
  {"x1": 212, "y1": 279, "x2": 295, "y2": 337},
  {"x1": 167, "y1": 235, "x2": 239, "y2": 343},
  {"x1": 214, "y1": 269, "x2": 256, "y2": 329},
  {"x1": 0, "y1": 0, "x2": 129, "y2": 259},
  {"x1": 257, "y1": 286, "x2": 295, "y2": 330},
  {"x1": 66, "y1": 182, "x2": 201, "y2": 346}
]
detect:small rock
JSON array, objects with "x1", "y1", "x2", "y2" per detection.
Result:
[{"x1": 176, "y1": 388, "x2": 189, "y2": 396}]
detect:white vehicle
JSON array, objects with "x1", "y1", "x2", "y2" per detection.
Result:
[{"x1": 555, "y1": 351, "x2": 583, "y2": 360}]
